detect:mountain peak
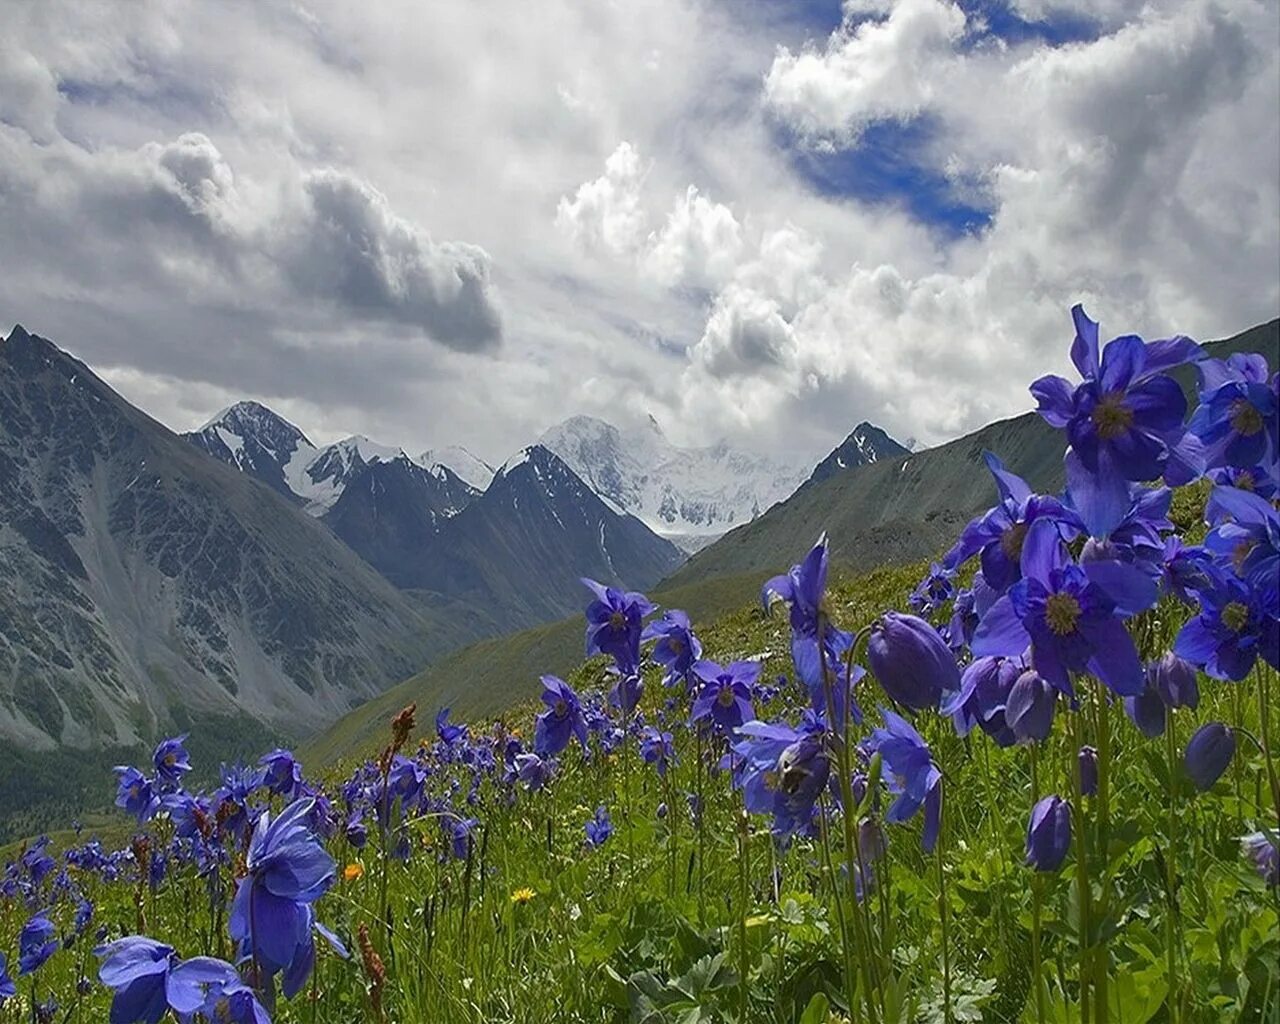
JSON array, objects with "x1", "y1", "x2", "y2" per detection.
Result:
[
  {"x1": 199, "y1": 400, "x2": 312, "y2": 449},
  {"x1": 419, "y1": 444, "x2": 495, "y2": 491},
  {"x1": 808, "y1": 421, "x2": 910, "y2": 486}
]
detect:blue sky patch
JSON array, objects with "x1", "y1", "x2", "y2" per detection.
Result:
[
  {"x1": 958, "y1": 0, "x2": 1102, "y2": 47},
  {"x1": 782, "y1": 116, "x2": 995, "y2": 239}
]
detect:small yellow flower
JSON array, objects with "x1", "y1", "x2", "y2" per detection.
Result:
[
  {"x1": 510, "y1": 887, "x2": 536, "y2": 905},
  {"x1": 343, "y1": 863, "x2": 364, "y2": 882}
]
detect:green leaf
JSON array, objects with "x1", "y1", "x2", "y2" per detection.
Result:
[{"x1": 798, "y1": 992, "x2": 829, "y2": 1024}]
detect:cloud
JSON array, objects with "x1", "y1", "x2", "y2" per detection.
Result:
[{"x1": 554, "y1": 142, "x2": 649, "y2": 258}]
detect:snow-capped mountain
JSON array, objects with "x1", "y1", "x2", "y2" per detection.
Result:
[
  {"x1": 807, "y1": 422, "x2": 910, "y2": 486},
  {"x1": 419, "y1": 445, "x2": 495, "y2": 491},
  {"x1": 538, "y1": 414, "x2": 809, "y2": 551}
]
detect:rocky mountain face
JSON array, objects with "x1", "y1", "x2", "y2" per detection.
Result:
[
  {"x1": 418, "y1": 445, "x2": 685, "y2": 625},
  {"x1": 538, "y1": 414, "x2": 810, "y2": 552},
  {"x1": 807, "y1": 422, "x2": 910, "y2": 486},
  {"x1": 0, "y1": 325, "x2": 458, "y2": 756}
]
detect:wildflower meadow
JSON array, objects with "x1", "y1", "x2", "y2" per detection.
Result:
[{"x1": 2, "y1": 304, "x2": 1277, "y2": 1022}]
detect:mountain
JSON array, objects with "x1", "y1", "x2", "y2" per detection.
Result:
[
  {"x1": 539, "y1": 414, "x2": 808, "y2": 551},
  {"x1": 186, "y1": 401, "x2": 314, "y2": 504},
  {"x1": 0, "y1": 325, "x2": 478, "y2": 758},
  {"x1": 321, "y1": 454, "x2": 481, "y2": 590},
  {"x1": 417, "y1": 445, "x2": 686, "y2": 625},
  {"x1": 666, "y1": 319, "x2": 1280, "y2": 589},
  {"x1": 419, "y1": 445, "x2": 495, "y2": 491},
  {"x1": 807, "y1": 421, "x2": 910, "y2": 485}
]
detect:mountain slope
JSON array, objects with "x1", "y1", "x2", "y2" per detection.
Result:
[
  {"x1": 415, "y1": 445, "x2": 686, "y2": 626},
  {"x1": 666, "y1": 320, "x2": 1280, "y2": 589},
  {"x1": 186, "y1": 401, "x2": 314, "y2": 504},
  {"x1": 0, "y1": 325, "x2": 478, "y2": 755},
  {"x1": 808, "y1": 422, "x2": 910, "y2": 485},
  {"x1": 539, "y1": 414, "x2": 808, "y2": 549}
]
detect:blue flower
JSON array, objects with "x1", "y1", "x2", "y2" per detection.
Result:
[
  {"x1": 1031, "y1": 305, "x2": 1204, "y2": 536},
  {"x1": 18, "y1": 912, "x2": 58, "y2": 974},
  {"x1": 152, "y1": 735, "x2": 192, "y2": 790},
  {"x1": 582, "y1": 579, "x2": 654, "y2": 674},
  {"x1": 1123, "y1": 677, "x2": 1166, "y2": 738},
  {"x1": 691, "y1": 660, "x2": 759, "y2": 734},
  {"x1": 639, "y1": 727, "x2": 674, "y2": 777},
  {"x1": 1173, "y1": 570, "x2": 1280, "y2": 681},
  {"x1": 733, "y1": 719, "x2": 831, "y2": 839},
  {"x1": 940, "y1": 656, "x2": 1020, "y2": 745},
  {"x1": 21, "y1": 836, "x2": 55, "y2": 887},
  {"x1": 1005, "y1": 670, "x2": 1057, "y2": 743},
  {"x1": 944, "y1": 452, "x2": 1082, "y2": 592},
  {"x1": 973, "y1": 519, "x2": 1155, "y2": 697},
  {"x1": 514, "y1": 753, "x2": 554, "y2": 791},
  {"x1": 258, "y1": 749, "x2": 304, "y2": 799},
  {"x1": 1147, "y1": 652, "x2": 1199, "y2": 710},
  {"x1": 867, "y1": 612, "x2": 959, "y2": 711},
  {"x1": 1025, "y1": 796, "x2": 1072, "y2": 871},
  {"x1": 1189, "y1": 353, "x2": 1277, "y2": 471},
  {"x1": 1184, "y1": 723, "x2": 1235, "y2": 791},
  {"x1": 229, "y1": 798, "x2": 336, "y2": 998},
  {"x1": 909, "y1": 562, "x2": 955, "y2": 615},
  {"x1": 95, "y1": 936, "x2": 175, "y2": 1024},
  {"x1": 642, "y1": 609, "x2": 702, "y2": 687},
  {"x1": 114, "y1": 767, "x2": 157, "y2": 824},
  {"x1": 867, "y1": 709, "x2": 942, "y2": 853},
  {"x1": 167, "y1": 956, "x2": 271, "y2": 1024},
  {"x1": 0, "y1": 953, "x2": 15, "y2": 1000},
  {"x1": 1204, "y1": 484, "x2": 1280, "y2": 611},
  {"x1": 1079, "y1": 747, "x2": 1098, "y2": 797},
  {"x1": 585, "y1": 806, "x2": 613, "y2": 848},
  {"x1": 435, "y1": 707, "x2": 468, "y2": 745},
  {"x1": 533, "y1": 676, "x2": 588, "y2": 757},
  {"x1": 1241, "y1": 830, "x2": 1279, "y2": 888},
  {"x1": 448, "y1": 817, "x2": 480, "y2": 860}
]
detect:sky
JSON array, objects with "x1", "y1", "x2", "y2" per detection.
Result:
[{"x1": 1, "y1": 0, "x2": 1276, "y2": 467}]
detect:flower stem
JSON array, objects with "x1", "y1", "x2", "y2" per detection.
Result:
[
  {"x1": 1092, "y1": 685, "x2": 1110, "y2": 1024},
  {"x1": 1030, "y1": 743, "x2": 1047, "y2": 1024},
  {"x1": 1162, "y1": 712, "x2": 1182, "y2": 1024},
  {"x1": 936, "y1": 788, "x2": 953, "y2": 1024},
  {"x1": 1070, "y1": 700, "x2": 1092, "y2": 1024}
]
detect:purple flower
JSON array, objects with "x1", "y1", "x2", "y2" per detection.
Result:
[
  {"x1": 639, "y1": 727, "x2": 674, "y2": 777},
  {"x1": 514, "y1": 753, "x2": 554, "y2": 791},
  {"x1": 1241, "y1": 830, "x2": 1279, "y2": 888},
  {"x1": 1031, "y1": 305, "x2": 1203, "y2": 536},
  {"x1": 1123, "y1": 678, "x2": 1166, "y2": 739},
  {"x1": 867, "y1": 612, "x2": 959, "y2": 711},
  {"x1": 1189, "y1": 353, "x2": 1277, "y2": 471},
  {"x1": 1147, "y1": 652, "x2": 1199, "y2": 710},
  {"x1": 152, "y1": 735, "x2": 192, "y2": 790},
  {"x1": 18, "y1": 913, "x2": 58, "y2": 974},
  {"x1": 582, "y1": 579, "x2": 654, "y2": 674},
  {"x1": 691, "y1": 660, "x2": 759, "y2": 734},
  {"x1": 258, "y1": 749, "x2": 304, "y2": 799},
  {"x1": 642, "y1": 609, "x2": 702, "y2": 687},
  {"x1": 1174, "y1": 570, "x2": 1280, "y2": 681},
  {"x1": 943, "y1": 451, "x2": 1083, "y2": 592},
  {"x1": 973, "y1": 518, "x2": 1155, "y2": 697},
  {"x1": 1204, "y1": 484, "x2": 1280, "y2": 612},
  {"x1": 867, "y1": 708, "x2": 942, "y2": 853},
  {"x1": 114, "y1": 767, "x2": 157, "y2": 824},
  {"x1": 584, "y1": 806, "x2": 613, "y2": 848},
  {"x1": 1005, "y1": 670, "x2": 1057, "y2": 743},
  {"x1": 167, "y1": 956, "x2": 271, "y2": 1024},
  {"x1": 732, "y1": 719, "x2": 830, "y2": 838},
  {"x1": 1079, "y1": 746, "x2": 1098, "y2": 797},
  {"x1": 941, "y1": 656, "x2": 1020, "y2": 746},
  {"x1": 910, "y1": 562, "x2": 955, "y2": 614},
  {"x1": 533, "y1": 676, "x2": 588, "y2": 757},
  {"x1": 1025, "y1": 796, "x2": 1072, "y2": 871},
  {"x1": 95, "y1": 936, "x2": 175, "y2": 1024},
  {"x1": 0, "y1": 953, "x2": 13, "y2": 1000},
  {"x1": 229, "y1": 798, "x2": 336, "y2": 998},
  {"x1": 435, "y1": 707, "x2": 467, "y2": 745},
  {"x1": 448, "y1": 817, "x2": 480, "y2": 860},
  {"x1": 1184, "y1": 723, "x2": 1235, "y2": 791}
]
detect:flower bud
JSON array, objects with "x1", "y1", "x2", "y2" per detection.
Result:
[
  {"x1": 1148, "y1": 652, "x2": 1199, "y2": 710},
  {"x1": 1124, "y1": 682, "x2": 1166, "y2": 738},
  {"x1": 1078, "y1": 746, "x2": 1098, "y2": 797},
  {"x1": 1184, "y1": 722, "x2": 1235, "y2": 791},
  {"x1": 867, "y1": 612, "x2": 959, "y2": 711},
  {"x1": 1025, "y1": 795, "x2": 1072, "y2": 871},
  {"x1": 1006, "y1": 670, "x2": 1056, "y2": 743}
]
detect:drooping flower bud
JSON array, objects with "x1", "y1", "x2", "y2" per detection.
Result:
[
  {"x1": 867, "y1": 612, "x2": 959, "y2": 711},
  {"x1": 1184, "y1": 722, "x2": 1235, "y2": 791},
  {"x1": 1078, "y1": 746, "x2": 1098, "y2": 797},
  {"x1": 1025, "y1": 795, "x2": 1072, "y2": 872},
  {"x1": 1124, "y1": 682, "x2": 1166, "y2": 738},
  {"x1": 1148, "y1": 652, "x2": 1199, "y2": 710},
  {"x1": 1006, "y1": 670, "x2": 1056, "y2": 743}
]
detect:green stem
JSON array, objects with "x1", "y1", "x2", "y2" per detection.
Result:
[
  {"x1": 1163, "y1": 714, "x2": 1182, "y2": 1024},
  {"x1": 1092, "y1": 686, "x2": 1110, "y2": 1024},
  {"x1": 737, "y1": 797, "x2": 751, "y2": 1021},
  {"x1": 1030, "y1": 743, "x2": 1047, "y2": 1024},
  {"x1": 819, "y1": 800, "x2": 860, "y2": 1024},
  {"x1": 937, "y1": 786, "x2": 952, "y2": 1024},
  {"x1": 1070, "y1": 700, "x2": 1092, "y2": 1024}
]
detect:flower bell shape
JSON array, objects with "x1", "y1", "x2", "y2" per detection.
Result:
[
  {"x1": 867, "y1": 612, "x2": 959, "y2": 711},
  {"x1": 1078, "y1": 746, "x2": 1098, "y2": 797},
  {"x1": 1124, "y1": 679, "x2": 1167, "y2": 738},
  {"x1": 732, "y1": 719, "x2": 829, "y2": 838},
  {"x1": 95, "y1": 937, "x2": 175, "y2": 1024},
  {"x1": 1148, "y1": 652, "x2": 1199, "y2": 710},
  {"x1": 1025, "y1": 795, "x2": 1072, "y2": 871},
  {"x1": 1184, "y1": 722, "x2": 1236, "y2": 791},
  {"x1": 585, "y1": 806, "x2": 613, "y2": 848},
  {"x1": 1005, "y1": 670, "x2": 1057, "y2": 743}
]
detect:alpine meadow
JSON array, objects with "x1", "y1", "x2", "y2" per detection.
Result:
[{"x1": 1, "y1": 3, "x2": 1278, "y2": 1024}]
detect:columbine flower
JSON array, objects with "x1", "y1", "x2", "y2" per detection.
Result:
[
  {"x1": 909, "y1": 562, "x2": 956, "y2": 614},
  {"x1": 18, "y1": 912, "x2": 58, "y2": 974},
  {"x1": 95, "y1": 936, "x2": 175, "y2": 1024},
  {"x1": 941, "y1": 656, "x2": 1020, "y2": 746},
  {"x1": 1025, "y1": 796, "x2": 1072, "y2": 871},
  {"x1": 582, "y1": 579, "x2": 654, "y2": 674},
  {"x1": 584, "y1": 806, "x2": 613, "y2": 848},
  {"x1": 1031, "y1": 304, "x2": 1203, "y2": 537},
  {"x1": 1189, "y1": 353, "x2": 1277, "y2": 471},
  {"x1": 733, "y1": 719, "x2": 830, "y2": 838},
  {"x1": 691, "y1": 660, "x2": 759, "y2": 734},
  {"x1": 867, "y1": 709, "x2": 942, "y2": 853},
  {"x1": 973, "y1": 518, "x2": 1156, "y2": 697},
  {"x1": 514, "y1": 752, "x2": 555, "y2": 791},
  {"x1": 435, "y1": 707, "x2": 468, "y2": 745},
  {"x1": 944, "y1": 451, "x2": 1082, "y2": 592},
  {"x1": 1241, "y1": 830, "x2": 1279, "y2": 887},
  {"x1": 533, "y1": 676, "x2": 588, "y2": 757},
  {"x1": 1184, "y1": 723, "x2": 1235, "y2": 791},
  {"x1": 166, "y1": 956, "x2": 272, "y2": 1024},
  {"x1": 639, "y1": 726, "x2": 674, "y2": 777},
  {"x1": 0, "y1": 952, "x2": 13, "y2": 1000},
  {"x1": 1174, "y1": 570, "x2": 1280, "y2": 681},
  {"x1": 151, "y1": 735, "x2": 192, "y2": 790},
  {"x1": 258, "y1": 748, "x2": 304, "y2": 799},
  {"x1": 867, "y1": 612, "x2": 960, "y2": 711},
  {"x1": 229, "y1": 798, "x2": 336, "y2": 997},
  {"x1": 1124, "y1": 677, "x2": 1166, "y2": 738},
  {"x1": 642, "y1": 609, "x2": 702, "y2": 687},
  {"x1": 114, "y1": 767, "x2": 157, "y2": 824},
  {"x1": 1204, "y1": 484, "x2": 1280, "y2": 612}
]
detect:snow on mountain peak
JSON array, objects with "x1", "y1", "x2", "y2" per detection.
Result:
[{"x1": 419, "y1": 445, "x2": 495, "y2": 491}]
